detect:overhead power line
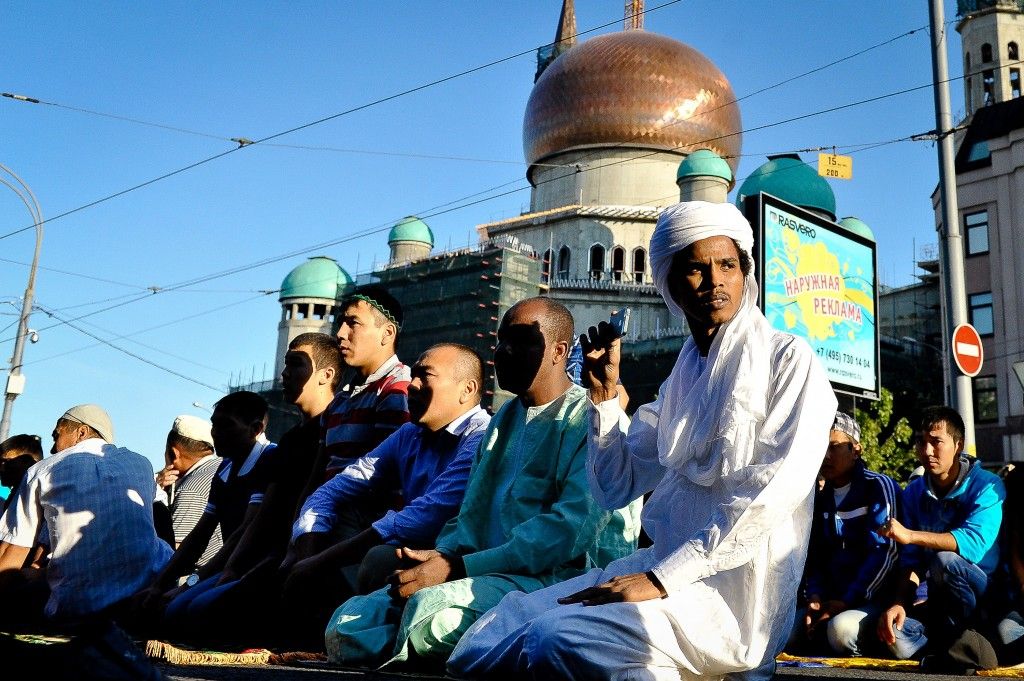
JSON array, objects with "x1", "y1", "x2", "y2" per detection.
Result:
[{"x1": 0, "y1": 0, "x2": 687, "y2": 242}]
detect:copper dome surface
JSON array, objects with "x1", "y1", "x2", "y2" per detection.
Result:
[{"x1": 523, "y1": 30, "x2": 742, "y2": 172}]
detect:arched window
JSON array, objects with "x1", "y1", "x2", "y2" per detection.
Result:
[
  {"x1": 965, "y1": 52, "x2": 972, "y2": 73},
  {"x1": 557, "y1": 246, "x2": 571, "y2": 279},
  {"x1": 982, "y1": 43, "x2": 993, "y2": 63},
  {"x1": 983, "y1": 69, "x2": 996, "y2": 106},
  {"x1": 589, "y1": 244, "x2": 606, "y2": 281},
  {"x1": 611, "y1": 246, "x2": 625, "y2": 281},
  {"x1": 1010, "y1": 42, "x2": 1019, "y2": 60},
  {"x1": 632, "y1": 247, "x2": 647, "y2": 284},
  {"x1": 542, "y1": 249, "x2": 552, "y2": 283}
]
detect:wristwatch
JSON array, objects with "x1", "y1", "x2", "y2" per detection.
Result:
[{"x1": 186, "y1": 572, "x2": 200, "y2": 587}]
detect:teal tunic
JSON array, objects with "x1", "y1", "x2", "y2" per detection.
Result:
[{"x1": 325, "y1": 384, "x2": 641, "y2": 666}]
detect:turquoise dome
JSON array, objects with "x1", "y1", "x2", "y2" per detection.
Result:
[
  {"x1": 388, "y1": 216, "x2": 434, "y2": 246},
  {"x1": 279, "y1": 256, "x2": 351, "y2": 301},
  {"x1": 676, "y1": 149, "x2": 732, "y2": 183},
  {"x1": 735, "y1": 155, "x2": 837, "y2": 220},
  {"x1": 839, "y1": 216, "x2": 875, "y2": 242}
]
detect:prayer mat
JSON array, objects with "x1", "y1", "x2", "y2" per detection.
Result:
[
  {"x1": 776, "y1": 652, "x2": 1024, "y2": 676},
  {"x1": 145, "y1": 639, "x2": 327, "y2": 666}
]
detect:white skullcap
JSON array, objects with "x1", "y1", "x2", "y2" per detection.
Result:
[
  {"x1": 172, "y1": 414, "x2": 214, "y2": 448},
  {"x1": 650, "y1": 201, "x2": 755, "y2": 317},
  {"x1": 61, "y1": 404, "x2": 114, "y2": 443}
]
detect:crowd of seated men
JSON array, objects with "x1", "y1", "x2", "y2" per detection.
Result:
[{"x1": 3, "y1": 201, "x2": 1021, "y2": 679}]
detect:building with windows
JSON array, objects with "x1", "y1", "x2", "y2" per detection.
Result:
[{"x1": 932, "y1": 0, "x2": 1024, "y2": 459}]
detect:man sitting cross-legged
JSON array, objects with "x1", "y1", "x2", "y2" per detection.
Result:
[
  {"x1": 793, "y1": 412, "x2": 901, "y2": 656},
  {"x1": 325, "y1": 296, "x2": 641, "y2": 668},
  {"x1": 279, "y1": 342, "x2": 490, "y2": 646},
  {"x1": 874, "y1": 406, "x2": 1004, "y2": 660},
  {"x1": 449, "y1": 201, "x2": 837, "y2": 681}
]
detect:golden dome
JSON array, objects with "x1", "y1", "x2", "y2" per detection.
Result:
[{"x1": 523, "y1": 30, "x2": 742, "y2": 172}]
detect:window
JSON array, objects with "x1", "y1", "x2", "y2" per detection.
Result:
[
  {"x1": 1010, "y1": 42, "x2": 1019, "y2": 60},
  {"x1": 589, "y1": 244, "x2": 606, "y2": 281},
  {"x1": 983, "y1": 70, "x2": 995, "y2": 106},
  {"x1": 967, "y1": 140, "x2": 990, "y2": 162},
  {"x1": 982, "y1": 42, "x2": 993, "y2": 63},
  {"x1": 966, "y1": 76, "x2": 974, "y2": 113},
  {"x1": 557, "y1": 246, "x2": 571, "y2": 279},
  {"x1": 974, "y1": 376, "x2": 998, "y2": 423},
  {"x1": 542, "y1": 248, "x2": 551, "y2": 283},
  {"x1": 969, "y1": 292, "x2": 994, "y2": 336},
  {"x1": 611, "y1": 246, "x2": 625, "y2": 282},
  {"x1": 964, "y1": 211, "x2": 989, "y2": 255},
  {"x1": 632, "y1": 247, "x2": 647, "y2": 283},
  {"x1": 1012, "y1": 68, "x2": 1021, "y2": 99}
]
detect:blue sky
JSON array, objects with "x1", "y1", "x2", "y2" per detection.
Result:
[{"x1": 2, "y1": 1, "x2": 964, "y2": 469}]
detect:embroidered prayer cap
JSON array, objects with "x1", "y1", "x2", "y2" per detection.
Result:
[
  {"x1": 649, "y1": 201, "x2": 755, "y2": 317},
  {"x1": 831, "y1": 411, "x2": 861, "y2": 443},
  {"x1": 345, "y1": 286, "x2": 403, "y2": 331},
  {"x1": 60, "y1": 404, "x2": 114, "y2": 443},
  {"x1": 172, "y1": 415, "x2": 214, "y2": 448}
]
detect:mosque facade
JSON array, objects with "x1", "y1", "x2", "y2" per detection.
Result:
[{"x1": 248, "y1": 0, "x2": 897, "y2": 431}]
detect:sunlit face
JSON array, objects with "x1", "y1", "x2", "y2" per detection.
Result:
[
  {"x1": 408, "y1": 346, "x2": 470, "y2": 432},
  {"x1": 281, "y1": 347, "x2": 316, "y2": 404},
  {"x1": 916, "y1": 421, "x2": 963, "y2": 480},
  {"x1": 335, "y1": 300, "x2": 389, "y2": 372},
  {"x1": 820, "y1": 430, "x2": 860, "y2": 485},
  {"x1": 667, "y1": 236, "x2": 745, "y2": 332}
]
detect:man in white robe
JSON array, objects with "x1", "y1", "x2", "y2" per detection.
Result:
[{"x1": 448, "y1": 200, "x2": 837, "y2": 680}]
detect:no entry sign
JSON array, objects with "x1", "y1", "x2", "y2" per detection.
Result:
[{"x1": 952, "y1": 323, "x2": 984, "y2": 377}]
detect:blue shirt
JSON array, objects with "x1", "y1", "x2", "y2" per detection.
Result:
[
  {"x1": 293, "y1": 405, "x2": 490, "y2": 548},
  {"x1": 900, "y1": 457, "x2": 1005, "y2": 576}
]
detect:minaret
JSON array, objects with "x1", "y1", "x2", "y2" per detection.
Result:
[
  {"x1": 275, "y1": 257, "x2": 351, "y2": 379},
  {"x1": 624, "y1": 0, "x2": 644, "y2": 30},
  {"x1": 535, "y1": 0, "x2": 577, "y2": 82},
  {"x1": 957, "y1": 0, "x2": 1024, "y2": 116}
]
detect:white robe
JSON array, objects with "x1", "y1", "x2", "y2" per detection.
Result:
[{"x1": 448, "y1": 329, "x2": 837, "y2": 681}]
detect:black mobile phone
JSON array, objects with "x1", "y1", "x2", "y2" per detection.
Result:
[{"x1": 609, "y1": 307, "x2": 631, "y2": 337}]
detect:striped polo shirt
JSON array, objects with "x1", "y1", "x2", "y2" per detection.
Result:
[{"x1": 322, "y1": 353, "x2": 410, "y2": 475}]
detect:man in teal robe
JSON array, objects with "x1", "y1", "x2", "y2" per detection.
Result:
[{"x1": 324, "y1": 297, "x2": 640, "y2": 667}]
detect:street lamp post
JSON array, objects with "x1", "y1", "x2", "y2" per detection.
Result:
[{"x1": 0, "y1": 164, "x2": 44, "y2": 442}]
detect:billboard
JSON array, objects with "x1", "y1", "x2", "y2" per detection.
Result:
[{"x1": 746, "y1": 193, "x2": 879, "y2": 399}]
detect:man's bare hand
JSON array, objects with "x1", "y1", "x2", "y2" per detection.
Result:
[
  {"x1": 557, "y1": 572, "x2": 665, "y2": 606},
  {"x1": 805, "y1": 598, "x2": 846, "y2": 635},
  {"x1": 580, "y1": 321, "x2": 621, "y2": 403},
  {"x1": 877, "y1": 604, "x2": 907, "y2": 645},
  {"x1": 877, "y1": 517, "x2": 912, "y2": 545},
  {"x1": 155, "y1": 465, "x2": 179, "y2": 489},
  {"x1": 389, "y1": 549, "x2": 462, "y2": 600}
]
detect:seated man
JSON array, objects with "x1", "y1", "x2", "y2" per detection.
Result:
[
  {"x1": 281, "y1": 342, "x2": 490, "y2": 643},
  {"x1": 794, "y1": 412, "x2": 901, "y2": 655},
  {"x1": 0, "y1": 434, "x2": 43, "y2": 513},
  {"x1": 136, "y1": 392, "x2": 275, "y2": 617},
  {"x1": 0, "y1": 405, "x2": 172, "y2": 630},
  {"x1": 449, "y1": 201, "x2": 837, "y2": 681},
  {"x1": 154, "y1": 415, "x2": 222, "y2": 566},
  {"x1": 326, "y1": 297, "x2": 641, "y2": 667},
  {"x1": 875, "y1": 406, "x2": 1005, "y2": 659},
  {"x1": 300, "y1": 287, "x2": 411, "y2": 505}
]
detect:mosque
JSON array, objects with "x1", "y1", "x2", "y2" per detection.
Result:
[{"x1": 245, "y1": 0, "x2": 879, "y2": 436}]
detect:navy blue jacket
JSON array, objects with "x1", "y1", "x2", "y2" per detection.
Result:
[{"x1": 804, "y1": 460, "x2": 901, "y2": 605}]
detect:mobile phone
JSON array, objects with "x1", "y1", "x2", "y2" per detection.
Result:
[{"x1": 609, "y1": 307, "x2": 631, "y2": 338}]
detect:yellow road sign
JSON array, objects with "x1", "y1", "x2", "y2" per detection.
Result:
[{"x1": 818, "y1": 153, "x2": 853, "y2": 180}]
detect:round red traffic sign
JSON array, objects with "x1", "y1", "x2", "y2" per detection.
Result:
[{"x1": 952, "y1": 323, "x2": 984, "y2": 377}]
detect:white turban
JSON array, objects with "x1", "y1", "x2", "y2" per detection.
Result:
[
  {"x1": 650, "y1": 201, "x2": 755, "y2": 318},
  {"x1": 649, "y1": 201, "x2": 775, "y2": 483}
]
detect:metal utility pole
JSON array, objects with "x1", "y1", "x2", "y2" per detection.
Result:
[
  {"x1": 0, "y1": 164, "x2": 44, "y2": 442},
  {"x1": 928, "y1": 0, "x2": 976, "y2": 452}
]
